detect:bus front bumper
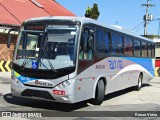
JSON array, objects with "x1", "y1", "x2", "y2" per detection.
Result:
[{"x1": 11, "y1": 78, "x2": 76, "y2": 103}]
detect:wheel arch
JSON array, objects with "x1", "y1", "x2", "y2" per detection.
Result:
[{"x1": 93, "y1": 77, "x2": 107, "y2": 98}]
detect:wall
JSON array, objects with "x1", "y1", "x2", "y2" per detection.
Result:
[{"x1": 0, "y1": 33, "x2": 17, "y2": 72}]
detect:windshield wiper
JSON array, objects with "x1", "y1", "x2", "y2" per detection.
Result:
[
  {"x1": 40, "y1": 31, "x2": 57, "y2": 73},
  {"x1": 21, "y1": 44, "x2": 36, "y2": 69},
  {"x1": 41, "y1": 47, "x2": 57, "y2": 73}
]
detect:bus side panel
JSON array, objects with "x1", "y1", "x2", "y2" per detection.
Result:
[
  {"x1": 74, "y1": 57, "x2": 154, "y2": 103},
  {"x1": 75, "y1": 65, "x2": 96, "y2": 102},
  {"x1": 123, "y1": 57, "x2": 155, "y2": 81}
]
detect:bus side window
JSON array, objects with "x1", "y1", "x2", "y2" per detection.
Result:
[
  {"x1": 79, "y1": 27, "x2": 94, "y2": 60},
  {"x1": 152, "y1": 44, "x2": 155, "y2": 58},
  {"x1": 133, "y1": 40, "x2": 141, "y2": 57},
  {"x1": 148, "y1": 43, "x2": 152, "y2": 57},
  {"x1": 124, "y1": 37, "x2": 133, "y2": 56},
  {"x1": 112, "y1": 33, "x2": 123, "y2": 55}
]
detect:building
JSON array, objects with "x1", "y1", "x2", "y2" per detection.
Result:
[
  {"x1": 0, "y1": 0, "x2": 75, "y2": 72},
  {"x1": 143, "y1": 35, "x2": 160, "y2": 77}
]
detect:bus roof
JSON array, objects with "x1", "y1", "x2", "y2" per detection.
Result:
[{"x1": 24, "y1": 16, "x2": 154, "y2": 43}]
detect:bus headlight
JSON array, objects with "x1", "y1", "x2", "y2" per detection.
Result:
[{"x1": 61, "y1": 80, "x2": 71, "y2": 88}]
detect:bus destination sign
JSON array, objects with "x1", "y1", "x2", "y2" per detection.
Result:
[{"x1": 24, "y1": 25, "x2": 45, "y2": 31}]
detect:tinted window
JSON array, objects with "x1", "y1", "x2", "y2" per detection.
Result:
[
  {"x1": 97, "y1": 29, "x2": 104, "y2": 53},
  {"x1": 148, "y1": 43, "x2": 152, "y2": 57},
  {"x1": 97, "y1": 29, "x2": 111, "y2": 55},
  {"x1": 152, "y1": 44, "x2": 155, "y2": 58},
  {"x1": 134, "y1": 40, "x2": 141, "y2": 57},
  {"x1": 79, "y1": 27, "x2": 94, "y2": 60},
  {"x1": 124, "y1": 37, "x2": 133, "y2": 56},
  {"x1": 112, "y1": 34, "x2": 123, "y2": 55},
  {"x1": 156, "y1": 43, "x2": 160, "y2": 48},
  {"x1": 142, "y1": 42, "x2": 147, "y2": 57},
  {"x1": 104, "y1": 32, "x2": 111, "y2": 54}
]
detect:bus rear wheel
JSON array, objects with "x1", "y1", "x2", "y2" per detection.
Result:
[
  {"x1": 135, "y1": 74, "x2": 143, "y2": 91},
  {"x1": 92, "y1": 79, "x2": 105, "y2": 105}
]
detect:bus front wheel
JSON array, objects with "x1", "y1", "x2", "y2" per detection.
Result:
[
  {"x1": 92, "y1": 79, "x2": 105, "y2": 105},
  {"x1": 135, "y1": 74, "x2": 143, "y2": 91}
]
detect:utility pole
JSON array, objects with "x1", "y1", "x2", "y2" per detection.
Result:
[{"x1": 142, "y1": 0, "x2": 155, "y2": 35}]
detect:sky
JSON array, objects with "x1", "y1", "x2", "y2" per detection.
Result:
[{"x1": 57, "y1": 0, "x2": 160, "y2": 36}]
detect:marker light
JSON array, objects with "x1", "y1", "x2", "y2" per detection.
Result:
[{"x1": 53, "y1": 90, "x2": 65, "y2": 95}]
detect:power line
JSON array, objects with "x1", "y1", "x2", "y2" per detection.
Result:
[
  {"x1": 132, "y1": 21, "x2": 144, "y2": 30},
  {"x1": 135, "y1": 25, "x2": 143, "y2": 33}
]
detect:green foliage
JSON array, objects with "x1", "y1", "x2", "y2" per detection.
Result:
[{"x1": 85, "y1": 3, "x2": 100, "y2": 20}]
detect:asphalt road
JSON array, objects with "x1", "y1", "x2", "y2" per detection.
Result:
[{"x1": 0, "y1": 72, "x2": 160, "y2": 120}]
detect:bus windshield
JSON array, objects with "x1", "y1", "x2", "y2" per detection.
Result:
[{"x1": 14, "y1": 25, "x2": 78, "y2": 70}]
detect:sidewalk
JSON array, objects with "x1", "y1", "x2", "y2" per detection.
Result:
[
  {"x1": 150, "y1": 77, "x2": 160, "y2": 83},
  {"x1": 0, "y1": 72, "x2": 11, "y2": 79}
]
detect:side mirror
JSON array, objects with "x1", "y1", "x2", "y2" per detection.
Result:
[
  {"x1": 7, "y1": 27, "x2": 19, "y2": 48},
  {"x1": 7, "y1": 34, "x2": 11, "y2": 48},
  {"x1": 37, "y1": 33, "x2": 44, "y2": 48}
]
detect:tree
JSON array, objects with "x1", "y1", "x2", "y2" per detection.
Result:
[
  {"x1": 85, "y1": 3, "x2": 100, "y2": 20},
  {"x1": 85, "y1": 7, "x2": 92, "y2": 18}
]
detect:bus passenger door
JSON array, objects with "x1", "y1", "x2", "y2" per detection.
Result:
[
  {"x1": 78, "y1": 27, "x2": 95, "y2": 73},
  {"x1": 76, "y1": 27, "x2": 95, "y2": 101}
]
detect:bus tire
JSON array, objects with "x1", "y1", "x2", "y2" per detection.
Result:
[
  {"x1": 92, "y1": 79, "x2": 105, "y2": 105},
  {"x1": 135, "y1": 74, "x2": 143, "y2": 91}
]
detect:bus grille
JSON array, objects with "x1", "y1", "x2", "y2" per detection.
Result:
[{"x1": 21, "y1": 89, "x2": 55, "y2": 100}]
